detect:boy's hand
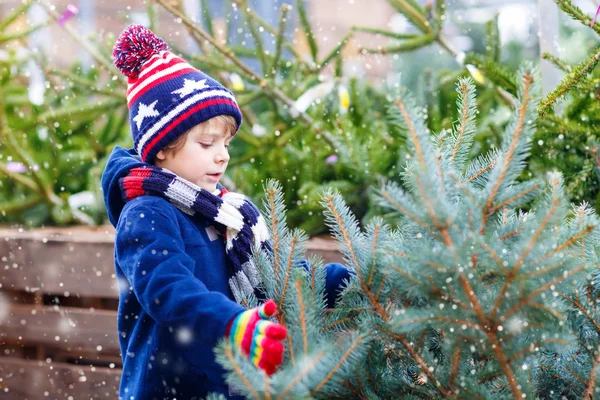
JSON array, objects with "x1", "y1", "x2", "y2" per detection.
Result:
[{"x1": 226, "y1": 299, "x2": 287, "y2": 375}]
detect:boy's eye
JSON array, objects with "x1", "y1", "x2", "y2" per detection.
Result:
[{"x1": 200, "y1": 143, "x2": 212, "y2": 148}]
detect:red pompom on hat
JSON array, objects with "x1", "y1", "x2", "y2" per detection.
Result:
[{"x1": 112, "y1": 24, "x2": 168, "y2": 79}]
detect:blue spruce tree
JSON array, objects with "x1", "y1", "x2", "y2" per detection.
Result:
[{"x1": 214, "y1": 64, "x2": 600, "y2": 399}]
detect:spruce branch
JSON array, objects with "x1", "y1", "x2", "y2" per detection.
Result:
[
  {"x1": 542, "y1": 52, "x2": 572, "y2": 72},
  {"x1": 322, "y1": 193, "x2": 388, "y2": 320},
  {"x1": 318, "y1": 32, "x2": 352, "y2": 72},
  {"x1": 276, "y1": 351, "x2": 325, "y2": 400},
  {"x1": 311, "y1": 335, "x2": 364, "y2": 396},
  {"x1": 0, "y1": 161, "x2": 38, "y2": 192},
  {"x1": 367, "y1": 224, "x2": 381, "y2": 288},
  {"x1": 490, "y1": 176, "x2": 562, "y2": 321},
  {"x1": 377, "y1": 326, "x2": 452, "y2": 396},
  {"x1": 502, "y1": 264, "x2": 585, "y2": 320},
  {"x1": 583, "y1": 345, "x2": 600, "y2": 399},
  {"x1": 388, "y1": 0, "x2": 431, "y2": 33},
  {"x1": 351, "y1": 26, "x2": 418, "y2": 40},
  {"x1": 238, "y1": 0, "x2": 269, "y2": 76},
  {"x1": 538, "y1": 47, "x2": 600, "y2": 116},
  {"x1": 295, "y1": 0, "x2": 319, "y2": 63},
  {"x1": 482, "y1": 70, "x2": 534, "y2": 230},
  {"x1": 278, "y1": 235, "x2": 297, "y2": 312},
  {"x1": 272, "y1": 4, "x2": 292, "y2": 75},
  {"x1": 40, "y1": 2, "x2": 115, "y2": 75},
  {"x1": 223, "y1": 344, "x2": 261, "y2": 400},
  {"x1": 230, "y1": 0, "x2": 309, "y2": 67},
  {"x1": 459, "y1": 274, "x2": 524, "y2": 399},
  {"x1": 0, "y1": 0, "x2": 34, "y2": 32},
  {"x1": 554, "y1": 0, "x2": 600, "y2": 36},
  {"x1": 154, "y1": 0, "x2": 331, "y2": 142},
  {"x1": 294, "y1": 279, "x2": 309, "y2": 357}
]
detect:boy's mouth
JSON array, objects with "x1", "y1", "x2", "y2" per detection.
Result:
[{"x1": 206, "y1": 172, "x2": 222, "y2": 181}]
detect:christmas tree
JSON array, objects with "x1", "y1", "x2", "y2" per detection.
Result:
[{"x1": 214, "y1": 66, "x2": 600, "y2": 398}]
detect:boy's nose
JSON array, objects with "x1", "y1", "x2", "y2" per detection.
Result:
[{"x1": 216, "y1": 147, "x2": 230, "y2": 164}]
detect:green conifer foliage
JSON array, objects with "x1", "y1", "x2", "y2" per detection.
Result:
[{"x1": 215, "y1": 67, "x2": 600, "y2": 399}]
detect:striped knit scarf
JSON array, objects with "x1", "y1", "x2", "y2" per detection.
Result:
[{"x1": 119, "y1": 166, "x2": 270, "y2": 303}]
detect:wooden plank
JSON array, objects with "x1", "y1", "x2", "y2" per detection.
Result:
[
  {"x1": 0, "y1": 356, "x2": 120, "y2": 399},
  {"x1": 0, "y1": 235, "x2": 119, "y2": 299},
  {"x1": 0, "y1": 304, "x2": 119, "y2": 355},
  {"x1": 0, "y1": 226, "x2": 342, "y2": 298}
]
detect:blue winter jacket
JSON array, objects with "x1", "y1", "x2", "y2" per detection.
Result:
[{"x1": 101, "y1": 146, "x2": 351, "y2": 400}]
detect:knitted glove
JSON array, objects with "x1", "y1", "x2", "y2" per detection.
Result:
[{"x1": 226, "y1": 299, "x2": 287, "y2": 375}]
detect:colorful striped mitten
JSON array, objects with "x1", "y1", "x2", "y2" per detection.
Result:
[{"x1": 226, "y1": 299, "x2": 287, "y2": 375}]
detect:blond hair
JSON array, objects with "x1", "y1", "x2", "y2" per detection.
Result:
[{"x1": 161, "y1": 115, "x2": 237, "y2": 157}]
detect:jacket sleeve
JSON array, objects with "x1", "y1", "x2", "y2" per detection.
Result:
[
  {"x1": 295, "y1": 259, "x2": 353, "y2": 308},
  {"x1": 115, "y1": 200, "x2": 246, "y2": 348}
]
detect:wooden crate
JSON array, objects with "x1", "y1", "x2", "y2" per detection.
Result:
[{"x1": 0, "y1": 226, "x2": 341, "y2": 399}]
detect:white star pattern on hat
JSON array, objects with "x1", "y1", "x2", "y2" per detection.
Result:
[
  {"x1": 133, "y1": 100, "x2": 159, "y2": 130},
  {"x1": 171, "y1": 79, "x2": 209, "y2": 98}
]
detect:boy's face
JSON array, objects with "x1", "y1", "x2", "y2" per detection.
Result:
[{"x1": 155, "y1": 117, "x2": 233, "y2": 192}]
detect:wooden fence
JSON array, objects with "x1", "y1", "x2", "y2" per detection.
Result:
[{"x1": 0, "y1": 227, "x2": 341, "y2": 399}]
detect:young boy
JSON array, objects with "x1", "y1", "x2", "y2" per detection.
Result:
[{"x1": 102, "y1": 25, "x2": 351, "y2": 400}]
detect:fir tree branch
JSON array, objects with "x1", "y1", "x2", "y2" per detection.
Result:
[
  {"x1": 0, "y1": 194, "x2": 42, "y2": 214},
  {"x1": 230, "y1": 0, "x2": 309, "y2": 68},
  {"x1": 351, "y1": 26, "x2": 418, "y2": 39},
  {"x1": 277, "y1": 353, "x2": 327, "y2": 400},
  {"x1": 279, "y1": 235, "x2": 297, "y2": 311},
  {"x1": 324, "y1": 195, "x2": 388, "y2": 319},
  {"x1": 380, "y1": 189, "x2": 428, "y2": 227},
  {"x1": 490, "y1": 182, "x2": 561, "y2": 321},
  {"x1": 522, "y1": 260, "x2": 567, "y2": 279},
  {"x1": 388, "y1": 0, "x2": 431, "y2": 33},
  {"x1": 499, "y1": 227, "x2": 524, "y2": 240},
  {"x1": 264, "y1": 373, "x2": 271, "y2": 400},
  {"x1": 319, "y1": 32, "x2": 352, "y2": 72},
  {"x1": 489, "y1": 184, "x2": 541, "y2": 214},
  {"x1": 557, "y1": 291, "x2": 600, "y2": 335},
  {"x1": 452, "y1": 80, "x2": 473, "y2": 164},
  {"x1": 534, "y1": 225, "x2": 595, "y2": 265},
  {"x1": 40, "y1": 2, "x2": 115, "y2": 75},
  {"x1": 538, "y1": 48, "x2": 600, "y2": 116},
  {"x1": 223, "y1": 344, "x2": 261, "y2": 400},
  {"x1": 542, "y1": 52, "x2": 571, "y2": 72},
  {"x1": 271, "y1": 4, "x2": 292, "y2": 75},
  {"x1": 583, "y1": 344, "x2": 600, "y2": 399},
  {"x1": 295, "y1": 279, "x2": 309, "y2": 356},
  {"x1": 238, "y1": 0, "x2": 268, "y2": 76},
  {"x1": 482, "y1": 71, "x2": 533, "y2": 230},
  {"x1": 375, "y1": 274, "x2": 387, "y2": 301},
  {"x1": 467, "y1": 159, "x2": 497, "y2": 182},
  {"x1": 480, "y1": 242, "x2": 508, "y2": 273},
  {"x1": 266, "y1": 188, "x2": 281, "y2": 275},
  {"x1": 508, "y1": 338, "x2": 568, "y2": 363},
  {"x1": 554, "y1": 0, "x2": 600, "y2": 36},
  {"x1": 449, "y1": 347, "x2": 461, "y2": 391},
  {"x1": 502, "y1": 264, "x2": 584, "y2": 321},
  {"x1": 378, "y1": 326, "x2": 452, "y2": 396},
  {"x1": 0, "y1": 0, "x2": 33, "y2": 31},
  {"x1": 387, "y1": 251, "x2": 447, "y2": 272},
  {"x1": 295, "y1": 0, "x2": 319, "y2": 62},
  {"x1": 398, "y1": 317, "x2": 481, "y2": 330},
  {"x1": 0, "y1": 162, "x2": 38, "y2": 192},
  {"x1": 459, "y1": 274, "x2": 524, "y2": 399},
  {"x1": 367, "y1": 224, "x2": 381, "y2": 288},
  {"x1": 154, "y1": 0, "x2": 320, "y2": 133},
  {"x1": 0, "y1": 22, "x2": 49, "y2": 44},
  {"x1": 311, "y1": 336, "x2": 363, "y2": 395},
  {"x1": 360, "y1": 34, "x2": 435, "y2": 54}
]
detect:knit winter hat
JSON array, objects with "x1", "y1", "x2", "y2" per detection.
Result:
[{"x1": 112, "y1": 24, "x2": 242, "y2": 163}]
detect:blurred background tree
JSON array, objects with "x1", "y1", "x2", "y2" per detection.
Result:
[{"x1": 1, "y1": 0, "x2": 600, "y2": 235}]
